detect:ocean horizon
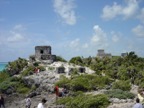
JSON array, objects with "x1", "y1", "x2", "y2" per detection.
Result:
[{"x1": 0, "y1": 62, "x2": 7, "y2": 71}]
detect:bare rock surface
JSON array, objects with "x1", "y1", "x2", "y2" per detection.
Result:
[{"x1": 107, "y1": 102, "x2": 134, "y2": 108}]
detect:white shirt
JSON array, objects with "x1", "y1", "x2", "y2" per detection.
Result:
[
  {"x1": 133, "y1": 103, "x2": 143, "y2": 108},
  {"x1": 37, "y1": 103, "x2": 44, "y2": 108}
]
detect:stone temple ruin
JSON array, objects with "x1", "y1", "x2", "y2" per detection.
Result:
[
  {"x1": 97, "y1": 49, "x2": 112, "y2": 58},
  {"x1": 96, "y1": 49, "x2": 129, "y2": 58},
  {"x1": 29, "y1": 46, "x2": 56, "y2": 63},
  {"x1": 121, "y1": 53, "x2": 128, "y2": 57}
]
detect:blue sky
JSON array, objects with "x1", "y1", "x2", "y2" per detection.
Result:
[{"x1": 0, "y1": 0, "x2": 144, "y2": 62}]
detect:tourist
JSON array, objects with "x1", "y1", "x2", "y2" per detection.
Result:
[
  {"x1": 54, "y1": 85, "x2": 59, "y2": 99},
  {"x1": 35, "y1": 67, "x2": 39, "y2": 75},
  {"x1": 37, "y1": 98, "x2": 47, "y2": 108},
  {"x1": 0, "y1": 94, "x2": 5, "y2": 108},
  {"x1": 138, "y1": 89, "x2": 144, "y2": 104},
  {"x1": 25, "y1": 96, "x2": 31, "y2": 108},
  {"x1": 133, "y1": 98, "x2": 143, "y2": 108},
  {"x1": 61, "y1": 86, "x2": 68, "y2": 97}
]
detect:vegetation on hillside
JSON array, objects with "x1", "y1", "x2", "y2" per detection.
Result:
[
  {"x1": 69, "y1": 52, "x2": 144, "y2": 87},
  {"x1": 56, "y1": 56, "x2": 67, "y2": 62},
  {"x1": 55, "y1": 51, "x2": 144, "y2": 107},
  {"x1": 0, "y1": 57, "x2": 45, "y2": 94},
  {"x1": 6, "y1": 57, "x2": 28, "y2": 76},
  {"x1": 0, "y1": 51, "x2": 144, "y2": 107},
  {"x1": 55, "y1": 75, "x2": 112, "y2": 91},
  {"x1": 57, "y1": 93, "x2": 110, "y2": 108}
]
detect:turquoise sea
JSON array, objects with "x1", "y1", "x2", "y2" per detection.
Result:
[{"x1": 0, "y1": 62, "x2": 7, "y2": 71}]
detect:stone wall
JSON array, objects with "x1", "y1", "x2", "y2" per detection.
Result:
[{"x1": 41, "y1": 55, "x2": 56, "y2": 60}]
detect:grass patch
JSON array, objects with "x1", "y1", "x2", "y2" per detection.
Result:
[{"x1": 104, "y1": 89, "x2": 135, "y2": 99}]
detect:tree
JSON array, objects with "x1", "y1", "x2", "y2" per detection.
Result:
[
  {"x1": 69, "y1": 56, "x2": 83, "y2": 65},
  {"x1": 55, "y1": 56, "x2": 67, "y2": 62}
]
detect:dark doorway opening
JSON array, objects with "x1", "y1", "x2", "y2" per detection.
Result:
[{"x1": 40, "y1": 50, "x2": 44, "y2": 54}]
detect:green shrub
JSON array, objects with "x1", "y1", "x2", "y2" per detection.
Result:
[
  {"x1": 56, "y1": 56, "x2": 67, "y2": 62},
  {"x1": 69, "y1": 56, "x2": 84, "y2": 66},
  {"x1": 70, "y1": 76, "x2": 90, "y2": 91},
  {"x1": 55, "y1": 76, "x2": 71, "y2": 88},
  {"x1": 57, "y1": 94, "x2": 110, "y2": 108},
  {"x1": 6, "y1": 58, "x2": 28, "y2": 76},
  {"x1": 69, "y1": 91, "x2": 84, "y2": 97},
  {"x1": 90, "y1": 75, "x2": 112, "y2": 89},
  {"x1": 55, "y1": 74, "x2": 112, "y2": 91},
  {"x1": 16, "y1": 82, "x2": 31, "y2": 94},
  {"x1": 0, "y1": 71, "x2": 10, "y2": 83},
  {"x1": 33, "y1": 62, "x2": 39, "y2": 66},
  {"x1": 105, "y1": 89, "x2": 135, "y2": 99},
  {"x1": 48, "y1": 67, "x2": 55, "y2": 70},
  {"x1": 71, "y1": 68, "x2": 79, "y2": 76},
  {"x1": 31, "y1": 85, "x2": 36, "y2": 91},
  {"x1": 17, "y1": 86, "x2": 30, "y2": 94},
  {"x1": 0, "y1": 77, "x2": 32, "y2": 94},
  {"x1": 10, "y1": 76, "x2": 22, "y2": 82},
  {"x1": 0, "y1": 79, "x2": 19, "y2": 91},
  {"x1": 112, "y1": 80, "x2": 131, "y2": 91},
  {"x1": 84, "y1": 94, "x2": 110, "y2": 108},
  {"x1": 21, "y1": 66, "x2": 35, "y2": 76},
  {"x1": 38, "y1": 66, "x2": 45, "y2": 71}
]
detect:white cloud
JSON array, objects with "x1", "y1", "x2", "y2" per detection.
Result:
[
  {"x1": 82, "y1": 43, "x2": 88, "y2": 48},
  {"x1": 132, "y1": 24, "x2": 144, "y2": 37},
  {"x1": 53, "y1": 0, "x2": 76, "y2": 25},
  {"x1": 13, "y1": 24, "x2": 25, "y2": 31},
  {"x1": 122, "y1": 0, "x2": 139, "y2": 19},
  {"x1": 101, "y1": 2, "x2": 122, "y2": 20},
  {"x1": 7, "y1": 32, "x2": 25, "y2": 43},
  {"x1": 66, "y1": 25, "x2": 109, "y2": 56},
  {"x1": 101, "y1": 0, "x2": 139, "y2": 20},
  {"x1": 2, "y1": 24, "x2": 28, "y2": 43},
  {"x1": 112, "y1": 35, "x2": 119, "y2": 42},
  {"x1": 69, "y1": 38, "x2": 79, "y2": 48},
  {"x1": 91, "y1": 25, "x2": 107, "y2": 46},
  {"x1": 111, "y1": 31, "x2": 120, "y2": 42}
]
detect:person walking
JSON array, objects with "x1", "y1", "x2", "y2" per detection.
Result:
[
  {"x1": 0, "y1": 94, "x2": 5, "y2": 108},
  {"x1": 37, "y1": 98, "x2": 47, "y2": 108},
  {"x1": 34, "y1": 67, "x2": 39, "y2": 75},
  {"x1": 133, "y1": 98, "x2": 143, "y2": 108},
  {"x1": 54, "y1": 86, "x2": 59, "y2": 98},
  {"x1": 61, "y1": 86, "x2": 68, "y2": 97},
  {"x1": 25, "y1": 96, "x2": 31, "y2": 108}
]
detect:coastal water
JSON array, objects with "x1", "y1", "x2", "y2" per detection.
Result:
[{"x1": 0, "y1": 62, "x2": 7, "y2": 71}]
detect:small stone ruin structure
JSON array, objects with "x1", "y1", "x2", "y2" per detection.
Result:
[
  {"x1": 97, "y1": 49, "x2": 111, "y2": 58},
  {"x1": 97, "y1": 49, "x2": 105, "y2": 58},
  {"x1": 121, "y1": 53, "x2": 128, "y2": 57},
  {"x1": 29, "y1": 46, "x2": 56, "y2": 63}
]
